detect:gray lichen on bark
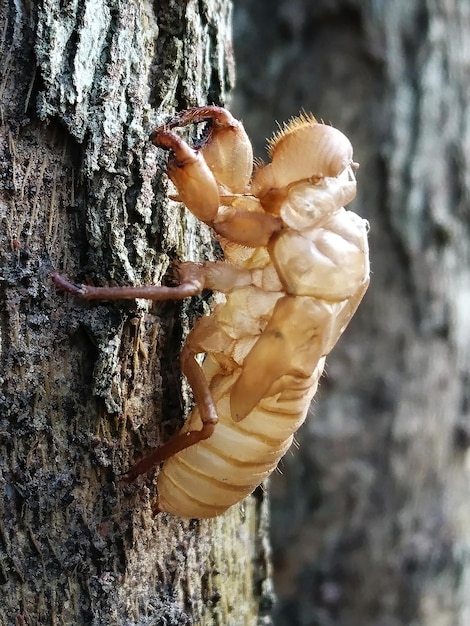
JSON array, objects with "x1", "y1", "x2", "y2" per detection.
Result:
[{"x1": 33, "y1": 0, "x2": 235, "y2": 415}]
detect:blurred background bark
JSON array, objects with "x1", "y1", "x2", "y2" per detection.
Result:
[{"x1": 233, "y1": 1, "x2": 470, "y2": 625}]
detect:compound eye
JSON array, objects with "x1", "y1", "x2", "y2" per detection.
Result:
[
  {"x1": 280, "y1": 182, "x2": 332, "y2": 230},
  {"x1": 280, "y1": 176, "x2": 356, "y2": 231}
]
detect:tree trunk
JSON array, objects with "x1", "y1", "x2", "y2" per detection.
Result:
[
  {"x1": 233, "y1": 2, "x2": 470, "y2": 625},
  {"x1": 0, "y1": 1, "x2": 273, "y2": 624}
]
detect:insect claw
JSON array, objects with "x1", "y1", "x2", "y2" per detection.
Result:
[
  {"x1": 151, "y1": 501, "x2": 163, "y2": 516},
  {"x1": 119, "y1": 471, "x2": 133, "y2": 485},
  {"x1": 119, "y1": 469, "x2": 141, "y2": 485}
]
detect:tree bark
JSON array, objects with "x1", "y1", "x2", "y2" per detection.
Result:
[
  {"x1": 233, "y1": 1, "x2": 470, "y2": 625},
  {"x1": 0, "y1": 1, "x2": 273, "y2": 624}
]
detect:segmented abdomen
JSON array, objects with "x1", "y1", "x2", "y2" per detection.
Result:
[
  {"x1": 156, "y1": 206, "x2": 369, "y2": 519},
  {"x1": 157, "y1": 355, "x2": 325, "y2": 518}
]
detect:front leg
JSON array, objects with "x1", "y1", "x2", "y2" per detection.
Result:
[
  {"x1": 151, "y1": 127, "x2": 282, "y2": 248},
  {"x1": 161, "y1": 106, "x2": 253, "y2": 194},
  {"x1": 151, "y1": 106, "x2": 253, "y2": 218},
  {"x1": 150, "y1": 128, "x2": 221, "y2": 225}
]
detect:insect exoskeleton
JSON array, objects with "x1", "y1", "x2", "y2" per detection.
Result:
[{"x1": 53, "y1": 106, "x2": 370, "y2": 519}]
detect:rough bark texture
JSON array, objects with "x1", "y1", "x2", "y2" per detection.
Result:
[
  {"x1": 0, "y1": 1, "x2": 273, "y2": 624},
  {"x1": 233, "y1": 1, "x2": 470, "y2": 625}
]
